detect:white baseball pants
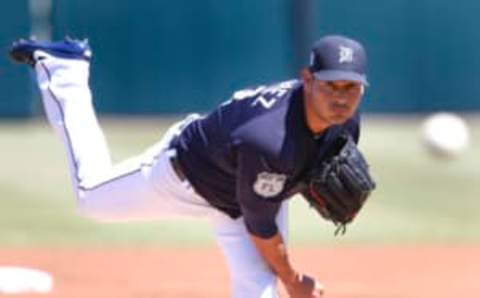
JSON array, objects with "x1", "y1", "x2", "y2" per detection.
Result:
[{"x1": 33, "y1": 52, "x2": 289, "y2": 298}]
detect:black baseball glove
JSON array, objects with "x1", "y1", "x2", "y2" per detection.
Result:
[{"x1": 302, "y1": 133, "x2": 376, "y2": 235}]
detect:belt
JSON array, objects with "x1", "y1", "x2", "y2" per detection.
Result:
[{"x1": 169, "y1": 155, "x2": 187, "y2": 182}]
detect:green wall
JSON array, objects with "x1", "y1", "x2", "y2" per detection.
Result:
[
  {"x1": 0, "y1": 2, "x2": 32, "y2": 117},
  {"x1": 2, "y1": 1, "x2": 480, "y2": 116},
  {"x1": 53, "y1": 0, "x2": 293, "y2": 114}
]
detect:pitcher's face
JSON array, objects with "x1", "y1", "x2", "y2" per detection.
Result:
[{"x1": 303, "y1": 69, "x2": 363, "y2": 128}]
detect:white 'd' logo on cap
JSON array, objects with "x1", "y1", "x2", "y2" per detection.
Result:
[{"x1": 338, "y1": 45, "x2": 354, "y2": 64}]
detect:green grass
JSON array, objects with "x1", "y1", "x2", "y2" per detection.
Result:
[
  {"x1": 292, "y1": 116, "x2": 480, "y2": 245},
  {"x1": 0, "y1": 116, "x2": 479, "y2": 247}
]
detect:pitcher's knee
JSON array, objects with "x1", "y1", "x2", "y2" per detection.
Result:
[
  {"x1": 74, "y1": 190, "x2": 141, "y2": 222},
  {"x1": 74, "y1": 190, "x2": 112, "y2": 221},
  {"x1": 75, "y1": 192, "x2": 101, "y2": 220}
]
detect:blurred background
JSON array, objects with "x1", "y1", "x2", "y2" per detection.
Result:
[
  {"x1": 3, "y1": 0, "x2": 480, "y2": 116},
  {"x1": 0, "y1": 0, "x2": 479, "y2": 247}
]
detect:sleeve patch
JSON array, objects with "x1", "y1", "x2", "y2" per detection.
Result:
[{"x1": 253, "y1": 172, "x2": 287, "y2": 198}]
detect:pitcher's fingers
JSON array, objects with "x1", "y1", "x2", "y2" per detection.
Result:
[{"x1": 313, "y1": 281, "x2": 324, "y2": 298}]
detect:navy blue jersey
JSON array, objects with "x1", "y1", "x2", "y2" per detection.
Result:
[{"x1": 170, "y1": 80, "x2": 360, "y2": 238}]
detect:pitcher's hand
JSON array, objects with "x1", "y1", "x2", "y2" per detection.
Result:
[{"x1": 285, "y1": 273, "x2": 324, "y2": 298}]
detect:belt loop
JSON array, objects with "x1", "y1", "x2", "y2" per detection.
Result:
[{"x1": 165, "y1": 148, "x2": 177, "y2": 159}]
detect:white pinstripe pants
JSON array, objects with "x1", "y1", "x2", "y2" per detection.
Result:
[{"x1": 33, "y1": 52, "x2": 288, "y2": 298}]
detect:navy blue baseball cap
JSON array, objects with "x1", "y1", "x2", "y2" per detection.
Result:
[{"x1": 309, "y1": 35, "x2": 368, "y2": 86}]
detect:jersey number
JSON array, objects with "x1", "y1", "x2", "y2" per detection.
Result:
[{"x1": 227, "y1": 81, "x2": 296, "y2": 109}]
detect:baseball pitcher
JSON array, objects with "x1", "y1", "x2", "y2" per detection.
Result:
[{"x1": 9, "y1": 35, "x2": 375, "y2": 298}]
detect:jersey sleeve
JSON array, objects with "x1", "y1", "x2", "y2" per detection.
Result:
[{"x1": 236, "y1": 147, "x2": 284, "y2": 239}]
